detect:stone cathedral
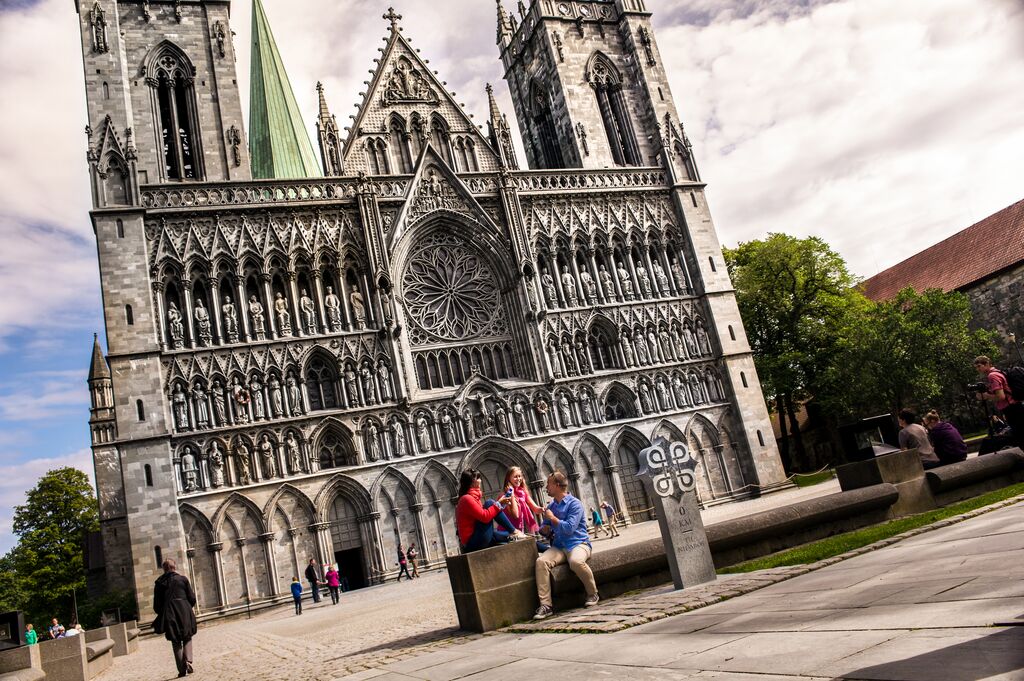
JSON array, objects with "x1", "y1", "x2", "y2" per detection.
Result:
[{"x1": 77, "y1": 0, "x2": 787, "y2": 619}]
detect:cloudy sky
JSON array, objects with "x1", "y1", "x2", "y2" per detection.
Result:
[{"x1": 0, "y1": 0, "x2": 1021, "y2": 553}]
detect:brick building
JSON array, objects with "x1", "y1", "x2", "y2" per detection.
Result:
[{"x1": 77, "y1": 0, "x2": 787, "y2": 620}]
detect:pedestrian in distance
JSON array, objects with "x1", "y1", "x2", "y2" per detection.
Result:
[
  {"x1": 591, "y1": 506, "x2": 612, "y2": 538},
  {"x1": 325, "y1": 564, "x2": 341, "y2": 604},
  {"x1": 600, "y1": 500, "x2": 620, "y2": 537},
  {"x1": 396, "y1": 544, "x2": 413, "y2": 581},
  {"x1": 304, "y1": 558, "x2": 322, "y2": 603},
  {"x1": 153, "y1": 558, "x2": 197, "y2": 678},
  {"x1": 290, "y1": 577, "x2": 303, "y2": 615},
  {"x1": 406, "y1": 543, "x2": 419, "y2": 578},
  {"x1": 24, "y1": 624, "x2": 36, "y2": 645},
  {"x1": 48, "y1": 618, "x2": 65, "y2": 640}
]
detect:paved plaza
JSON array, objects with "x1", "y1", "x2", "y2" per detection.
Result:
[{"x1": 100, "y1": 483, "x2": 1024, "y2": 680}]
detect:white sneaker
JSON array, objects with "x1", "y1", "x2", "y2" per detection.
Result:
[
  {"x1": 584, "y1": 593, "x2": 600, "y2": 607},
  {"x1": 533, "y1": 604, "x2": 553, "y2": 620}
]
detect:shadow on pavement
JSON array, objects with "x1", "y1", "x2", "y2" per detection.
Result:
[
  {"x1": 835, "y1": 625, "x2": 1024, "y2": 681},
  {"x1": 338, "y1": 626, "x2": 465, "y2": 658}
]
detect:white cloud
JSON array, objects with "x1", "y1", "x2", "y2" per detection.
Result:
[{"x1": 0, "y1": 369, "x2": 88, "y2": 422}]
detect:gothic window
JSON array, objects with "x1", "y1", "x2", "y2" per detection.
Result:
[
  {"x1": 365, "y1": 138, "x2": 389, "y2": 174},
  {"x1": 319, "y1": 430, "x2": 354, "y2": 470},
  {"x1": 125, "y1": 304, "x2": 134, "y2": 326},
  {"x1": 604, "y1": 385, "x2": 637, "y2": 421},
  {"x1": 431, "y1": 117, "x2": 454, "y2": 166},
  {"x1": 144, "y1": 464, "x2": 153, "y2": 487},
  {"x1": 306, "y1": 357, "x2": 339, "y2": 411},
  {"x1": 453, "y1": 137, "x2": 479, "y2": 173},
  {"x1": 530, "y1": 81, "x2": 563, "y2": 169},
  {"x1": 588, "y1": 322, "x2": 621, "y2": 371},
  {"x1": 147, "y1": 44, "x2": 202, "y2": 181},
  {"x1": 116, "y1": 219, "x2": 124, "y2": 238},
  {"x1": 136, "y1": 399, "x2": 145, "y2": 421},
  {"x1": 388, "y1": 117, "x2": 413, "y2": 174},
  {"x1": 587, "y1": 53, "x2": 641, "y2": 166}
]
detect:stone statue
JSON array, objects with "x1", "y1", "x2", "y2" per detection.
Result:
[
  {"x1": 211, "y1": 380, "x2": 227, "y2": 426},
  {"x1": 274, "y1": 292, "x2": 292, "y2": 337},
  {"x1": 540, "y1": 269, "x2": 558, "y2": 307},
  {"x1": 639, "y1": 382, "x2": 654, "y2": 413},
  {"x1": 180, "y1": 446, "x2": 197, "y2": 492},
  {"x1": 249, "y1": 376, "x2": 265, "y2": 420},
  {"x1": 324, "y1": 286, "x2": 343, "y2": 332},
  {"x1": 285, "y1": 432, "x2": 301, "y2": 473},
  {"x1": 636, "y1": 263, "x2": 653, "y2": 298},
  {"x1": 690, "y1": 373, "x2": 705, "y2": 404},
  {"x1": 344, "y1": 365, "x2": 360, "y2": 406},
  {"x1": 286, "y1": 375, "x2": 303, "y2": 415},
  {"x1": 360, "y1": 365, "x2": 376, "y2": 406},
  {"x1": 234, "y1": 442, "x2": 252, "y2": 485},
  {"x1": 598, "y1": 265, "x2": 616, "y2": 300},
  {"x1": 558, "y1": 392, "x2": 573, "y2": 426},
  {"x1": 659, "y1": 327, "x2": 675, "y2": 361},
  {"x1": 653, "y1": 261, "x2": 670, "y2": 293},
  {"x1": 300, "y1": 289, "x2": 317, "y2": 334},
  {"x1": 367, "y1": 424, "x2": 382, "y2": 461},
  {"x1": 208, "y1": 442, "x2": 225, "y2": 488},
  {"x1": 222, "y1": 296, "x2": 239, "y2": 343},
  {"x1": 580, "y1": 269, "x2": 598, "y2": 303},
  {"x1": 617, "y1": 263, "x2": 634, "y2": 300},
  {"x1": 513, "y1": 399, "x2": 530, "y2": 434},
  {"x1": 548, "y1": 340, "x2": 563, "y2": 377},
  {"x1": 167, "y1": 303, "x2": 185, "y2": 349},
  {"x1": 673, "y1": 375, "x2": 688, "y2": 405},
  {"x1": 259, "y1": 434, "x2": 277, "y2": 478},
  {"x1": 494, "y1": 405, "x2": 509, "y2": 437},
  {"x1": 560, "y1": 268, "x2": 578, "y2": 307},
  {"x1": 390, "y1": 419, "x2": 406, "y2": 458},
  {"x1": 269, "y1": 375, "x2": 284, "y2": 417},
  {"x1": 231, "y1": 378, "x2": 250, "y2": 424},
  {"x1": 656, "y1": 378, "x2": 671, "y2": 410},
  {"x1": 248, "y1": 295, "x2": 266, "y2": 341},
  {"x1": 192, "y1": 383, "x2": 209, "y2": 429},
  {"x1": 536, "y1": 398, "x2": 551, "y2": 431},
  {"x1": 194, "y1": 299, "x2": 212, "y2": 346},
  {"x1": 415, "y1": 414, "x2": 432, "y2": 452},
  {"x1": 350, "y1": 286, "x2": 367, "y2": 328},
  {"x1": 462, "y1": 408, "x2": 477, "y2": 442},
  {"x1": 636, "y1": 336, "x2": 650, "y2": 365},
  {"x1": 621, "y1": 333, "x2": 636, "y2": 367},
  {"x1": 377, "y1": 361, "x2": 393, "y2": 402},
  {"x1": 172, "y1": 382, "x2": 189, "y2": 430},
  {"x1": 671, "y1": 258, "x2": 688, "y2": 292},
  {"x1": 579, "y1": 390, "x2": 593, "y2": 424},
  {"x1": 440, "y1": 410, "x2": 456, "y2": 448},
  {"x1": 684, "y1": 326, "x2": 699, "y2": 356},
  {"x1": 696, "y1": 324, "x2": 712, "y2": 356},
  {"x1": 574, "y1": 338, "x2": 591, "y2": 374},
  {"x1": 561, "y1": 339, "x2": 577, "y2": 377},
  {"x1": 647, "y1": 330, "x2": 662, "y2": 363}
]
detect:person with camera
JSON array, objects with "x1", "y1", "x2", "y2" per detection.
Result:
[
  {"x1": 973, "y1": 356, "x2": 1024, "y2": 446},
  {"x1": 455, "y1": 469, "x2": 525, "y2": 553}
]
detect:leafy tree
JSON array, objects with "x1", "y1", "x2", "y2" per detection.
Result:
[
  {"x1": 724, "y1": 234, "x2": 861, "y2": 469},
  {"x1": 821, "y1": 287, "x2": 997, "y2": 418},
  {"x1": 10, "y1": 468, "x2": 99, "y2": 626}
]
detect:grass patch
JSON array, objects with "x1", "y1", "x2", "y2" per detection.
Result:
[
  {"x1": 791, "y1": 469, "x2": 835, "y2": 487},
  {"x1": 719, "y1": 482, "x2": 1024, "y2": 574}
]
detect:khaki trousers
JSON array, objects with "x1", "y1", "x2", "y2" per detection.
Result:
[{"x1": 536, "y1": 544, "x2": 597, "y2": 607}]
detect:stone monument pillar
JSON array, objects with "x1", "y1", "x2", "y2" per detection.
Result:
[{"x1": 638, "y1": 437, "x2": 717, "y2": 590}]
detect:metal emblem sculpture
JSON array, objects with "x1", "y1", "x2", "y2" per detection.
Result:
[{"x1": 636, "y1": 436, "x2": 717, "y2": 590}]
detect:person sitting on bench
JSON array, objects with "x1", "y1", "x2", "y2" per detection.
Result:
[{"x1": 455, "y1": 468, "x2": 525, "y2": 552}]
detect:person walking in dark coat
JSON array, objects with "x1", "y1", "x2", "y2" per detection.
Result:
[
  {"x1": 396, "y1": 544, "x2": 412, "y2": 581},
  {"x1": 304, "y1": 559, "x2": 322, "y2": 603},
  {"x1": 153, "y1": 558, "x2": 197, "y2": 677}
]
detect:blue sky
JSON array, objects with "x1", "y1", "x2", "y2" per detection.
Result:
[{"x1": 0, "y1": 0, "x2": 1022, "y2": 553}]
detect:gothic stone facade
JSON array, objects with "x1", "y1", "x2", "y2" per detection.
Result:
[{"x1": 78, "y1": 0, "x2": 786, "y2": 619}]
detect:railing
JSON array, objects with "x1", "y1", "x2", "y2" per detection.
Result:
[{"x1": 513, "y1": 167, "x2": 666, "y2": 193}]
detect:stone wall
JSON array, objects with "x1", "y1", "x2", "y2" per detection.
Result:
[{"x1": 964, "y1": 262, "x2": 1024, "y2": 363}]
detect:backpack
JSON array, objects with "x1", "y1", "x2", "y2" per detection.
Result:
[{"x1": 1004, "y1": 366, "x2": 1024, "y2": 401}]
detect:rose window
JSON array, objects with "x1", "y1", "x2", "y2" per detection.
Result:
[{"x1": 402, "y1": 235, "x2": 502, "y2": 342}]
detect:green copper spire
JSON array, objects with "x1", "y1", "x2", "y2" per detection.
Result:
[{"x1": 249, "y1": 0, "x2": 321, "y2": 179}]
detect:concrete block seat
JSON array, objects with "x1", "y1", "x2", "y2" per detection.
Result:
[
  {"x1": 83, "y1": 629, "x2": 115, "y2": 678},
  {"x1": 39, "y1": 635, "x2": 89, "y2": 681},
  {"x1": 0, "y1": 645, "x2": 44, "y2": 681},
  {"x1": 926, "y1": 448, "x2": 1024, "y2": 505},
  {"x1": 446, "y1": 538, "x2": 539, "y2": 632},
  {"x1": 104, "y1": 621, "x2": 138, "y2": 657}
]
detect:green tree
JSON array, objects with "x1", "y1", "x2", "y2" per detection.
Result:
[
  {"x1": 10, "y1": 468, "x2": 99, "y2": 626},
  {"x1": 821, "y1": 287, "x2": 997, "y2": 418},
  {"x1": 724, "y1": 234, "x2": 861, "y2": 469}
]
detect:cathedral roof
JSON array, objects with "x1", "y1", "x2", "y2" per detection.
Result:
[
  {"x1": 248, "y1": 0, "x2": 322, "y2": 179},
  {"x1": 88, "y1": 333, "x2": 110, "y2": 382},
  {"x1": 860, "y1": 198, "x2": 1024, "y2": 301}
]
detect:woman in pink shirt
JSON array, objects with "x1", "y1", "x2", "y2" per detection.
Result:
[
  {"x1": 503, "y1": 466, "x2": 542, "y2": 534},
  {"x1": 324, "y1": 564, "x2": 341, "y2": 605}
]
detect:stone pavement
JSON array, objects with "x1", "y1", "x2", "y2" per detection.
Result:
[{"x1": 348, "y1": 497, "x2": 1024, "y2": 680}]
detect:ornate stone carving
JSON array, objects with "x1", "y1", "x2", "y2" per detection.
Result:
[
  {"x1": 636, "y1": 263, "x2": 653, "y2": 298},
  {"x1": 390, "y1": 418, "x2": 406, "y2": 458},
  {"x1": 541, "y1": 269, "x2": 557, "y2": 307},
  {"x1": 560, "y1": 268, "x2": 578, "y2": 307},
  {"x1": 211, "y1": 380, "x2": 227, "y2": 426},
  {"x1": 381, "y1": 56, "x2": 438, "y2": 105},
  {"x1": 269, "y1": 375, "x2": 284, "y2": 417},
  {"x1": 259, "y1": 434, "x2": 277, "y2": 478},
  {"x1": 172, "y1": 382, "x2": 189, "y2": 430},
  {"x1": 408, "y1": 169, "x2": 472, "y2": 224},
  {"x1": 89, "y1": 2, "x2": 108, "y2": 54},
  {"x1": 575, "y1": 122, "x2": 589, "y2": 157},
  {"x1": 415, "y1": 414, "x2": 432, "y2": 452},
  {"x1": 274, "y1": 292, "x2": 292, "y2": 337},
  {"x1": 350, "y1": 286, "x2": 367, "y2": 329},
  {"x1": 207, "y1": 441, "x2": 225, "y2": 488},
  {"x1": 300, "y1": 290, "x2": 317, "y2": 334},
  {"x1": 192, "y1": 383, "x2": 209, "y2": 428},
  {"x1": 222, "y1": 296, "x2": 239, "y2": 343},
  {"x1": 324, "y1": 286, "x2": 343, "y2": 332},
  {"x1": 285, "y1": 432, "x2": 302, "y2": 473},
  {"x1": 213, "y1": 20, "x2": 227, "y2": 59},
  {"x1": 617, "y1": 263, "x2": 634, "y2": 300},
  {"x1": 194, "y1": 299, "x2": 212, "y2": 346},
  {"x1": 377, "y1": 361, "x2": 393, "y2": 402},
  {"x1": 231, "y1": 378, "x2": 250, "y2": 424},
  {"x1": 248, "y1": 295, "x2": 266, "y2": 341},
  {"x1": 249, "y1": 376, "x2": 265, "y2": 420},
  {"x1": 168, "y1": 302, "x2": 185, "y2": 349},
  {"x1": 234, "y1": 442, "x2": 251, "y2": 485},
  {"x1": 286, "y1": 374, "x2": 303, "y2": 415},
  {"x1": 180, "y1": 446, "x2": 197, "y2": 492}
]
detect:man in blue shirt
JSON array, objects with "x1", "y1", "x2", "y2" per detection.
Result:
[{"x1": 534, "y1": 471, "x2": 598, "y2": 620}]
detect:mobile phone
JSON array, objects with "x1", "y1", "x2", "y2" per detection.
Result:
[{"x1": 505, "y1": 487, "x2": 514, "y2": 497}]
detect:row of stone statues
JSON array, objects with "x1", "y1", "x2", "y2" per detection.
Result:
[
  {"x1": 547, "y1": 322, "x2": 712, "y2": 378},
  {"x1": 165, "y1": 284, "x2": 369, "y2": 350},
  {"x1": 638, "y1": 372, "x2": 722, "y2": 415},
  {"x1": 538, "y1": 253, "x2": 688, "y2": 310},
  {"x1": 178, "y1": 432, "x2": 314, "y2": 493}
]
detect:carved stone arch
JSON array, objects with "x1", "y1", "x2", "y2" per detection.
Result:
[
  {"x1": 369, "y1": 465, "x2": 419, "y2": 508},
  {"x1": 310, "y1": 417, "x2": 357, "y2": 469},
  {"x1": 313, "y1": 473, "x2": 373, "y2": 522},
  {"x1": 386, "y1": 111, "x2": 408, "y2": 135},
  {"x1": 211, "y1": 491, "x2": 266, "y2": 539},
  {"x1": 143, "y1": 39, "x2": 197, "y2": 83},
  {"x1": 263, "y1": 483, "x2": 316, "y2": 532},
  {"x1": 601, "y1": 380, "x2": 639, "y2": 422},
  {"x1": 685, "y1": 412, "x2": 720, "y2": 446},
  {"x1": 650, "y1": 417, "x2": 686, "y2": 443},
  {"x1": 185, "y1": 257, "x2": 211, "y2": 282},
  {"x1": 585, "y1": 51, "x2": 623, "y2": 87},
  {"x1": 535, "y1": 440, "x2": 577, "y2": 479},
  {"x1": 414, "y1": 459, "x2": 459, "y2": 502},
  {"x1": 459, "y1": 437, "x2": 537, "y2": 494},
  {"x1": 574, "y1": 432, "x2": 612, "y2": 469},
  {"x1": 180, "y1": 503, "x2": 214, "y2": 538}
]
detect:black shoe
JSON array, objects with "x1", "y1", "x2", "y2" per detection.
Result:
[{"x1": 186, "y1": 663, "x2": 194, "y2": 675}]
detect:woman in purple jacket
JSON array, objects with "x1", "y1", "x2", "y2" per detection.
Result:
[{"x1": 924, "y1": 410, "x2": 968, "y2": 466}]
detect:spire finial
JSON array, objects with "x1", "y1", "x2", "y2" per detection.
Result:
[{"x1": 384, "y1": 7, "x2": 402, "y2": 32}]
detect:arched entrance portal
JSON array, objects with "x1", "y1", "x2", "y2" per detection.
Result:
[
  {"x1": 328, "y1": 494, "x2": 366, "y2": 590},
  {"x1": 614, "y1": 428, "x2": 653, "y2": 523}
]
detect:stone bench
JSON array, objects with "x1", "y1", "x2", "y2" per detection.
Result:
[
  {"x1": 926, "y1": 449, "x2": 1024, "y2": 505},
  {"x1": 102, "y1": 622, "x2": 138, "y2": 658},
  {"x1": 0, "y1": 644, "x2": 43, "y2": 681},
  {"x1": 83, "y1": 629, "x2": 115, "y2": 678},
  {"x1": 446, "y1": 538, "x2": 539, "y2": 632},
  {"x1": 836, "y1": 449, "x2": 936, "y2": 517},
  {"x1": 38, "y1": 629, "x2": 116, "y2": 681}
]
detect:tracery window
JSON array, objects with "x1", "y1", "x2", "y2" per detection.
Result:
[
  {"x1": 306, "y1": 357, "x2": 339, "y2": 411},
  {"x1": 589, "y1": 324, "x2": 621, "y2": 371},
  {"x1": 147, "y1": 46, "x2": 202, "y2": 181},
  {"x1": 319, "y1": 431, "x2": 354, "y2": 469},
  {"x1": 431, "y1": 117, "x2": 454, "y2": 167},
  {"x1": 587, "y1": 53, "x2": 641, "y2": 166},
  {"x1": 389, "y1": 118, "x2": 413, "y2": 174},
  {"x1": 530, "y1": 82, "x2": 563, "y2": 169}
]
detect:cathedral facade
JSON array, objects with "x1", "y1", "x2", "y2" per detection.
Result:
[{"x1": 77, "y1": 0, "x2": 787, "y2": 620}]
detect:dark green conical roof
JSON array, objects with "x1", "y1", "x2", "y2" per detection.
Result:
[{"x1": 249, "y1": 0, "x2": 321, "y2": 179}]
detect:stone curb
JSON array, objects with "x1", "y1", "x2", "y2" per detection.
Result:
[{"x1": 501, "y1": 491, "x2": 1024, "y2": 634}]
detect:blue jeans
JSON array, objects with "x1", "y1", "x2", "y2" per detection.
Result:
[{"x1": 462, "y1": 500, "x2": 517, "y2": 552}]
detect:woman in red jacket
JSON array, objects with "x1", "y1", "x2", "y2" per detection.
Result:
[{"x1": 455, "y1": 469, "x2": 523, "y2": 552}]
